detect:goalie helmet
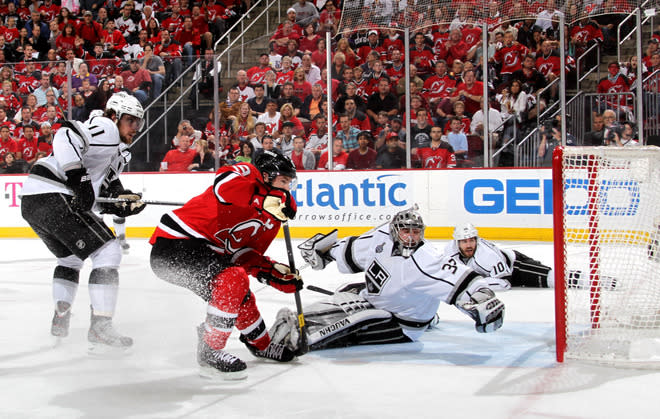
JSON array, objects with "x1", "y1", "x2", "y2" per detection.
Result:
[
  {"x1": 106, "y1": 92, "x2": 145, "y2": 131},
  {"x1": 453, "y1": 223, "x2": 478, "y2": 241},
  {"x1": 390, "y1": 208, "x2": 425, "y2": 258},
  {"x1": 254, "y1": 150, "x2": 297, "y2": 183}
]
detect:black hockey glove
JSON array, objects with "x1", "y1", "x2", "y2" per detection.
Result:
[
  {"x1": 65, "y1": 167, "x2": 95, "y2": 212},
  {"x1": 99, "y1": 180, "x2": 146, "y2": 217}
]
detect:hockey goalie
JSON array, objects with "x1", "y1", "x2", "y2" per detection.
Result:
[{"x1": 270, "y1": 207, "x2": 505, "y2": 352}]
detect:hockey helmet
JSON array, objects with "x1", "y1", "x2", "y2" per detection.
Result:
[
  {"x1": 453, "y1": 223, "x2": 478, "y2": 241},
  {"x1": 390, "y1": 207, "x2": 425, "y2": 257},
  {"x1": 254, "y1": 150, "x2": 297, "y2": 184},
  {"x1": 106, "y1": 92, "x2": 145, "y2": 131}
]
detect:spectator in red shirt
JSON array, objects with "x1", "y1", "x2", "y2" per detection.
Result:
[
  {"x1": 449, "y1": 69, "x2": 483, "y2": 116},
  {"x1": 174, "y1": 16, "x2": 201, "y2": 67},
  {"x1": 78, "y1": 11, "x2": 103, "y2": 53},
  {"x1": 120, "y1": 58, "x2": 152, "y2": 104},
  {"x1": 160, "y1": 135, "x2": 197, "y2": 171},
  {"x1": 346, "y1": 131, "x2": 377, "y2": 169},
  {"x1": 437, "y1": 28, "x2": 469, "y2": 68},
  {"x1": 15, "y1": 124, "x2": 39, "y2": 165},
  {"x1": 154, "y1": 29, "x2": 183, "y2": 84},
  {"x1": 270, "y1": 21, "x2": 300, "y2": 57},
  {"x1": 0, "y1": 124, "x2": 17, "y2": 161},
  {"x1": 318, "y1": 138, "x2": 349, "y2": 170}
]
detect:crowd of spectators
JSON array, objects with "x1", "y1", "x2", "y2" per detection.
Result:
[
  {"x1": 160, "y1": 0, "x2": 658, "y2": 172},
  {"x1": 0, "y1": 0, "x2": 251, "y2": 172}
]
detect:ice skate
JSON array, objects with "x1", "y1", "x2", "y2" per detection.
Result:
[
  {"x1": 88, "y1": 313, "x2": 133, "y2": 355},
  {"x1": 51, "y1": 301, "x2": 72, "y2": 338},
  {"x1": 118, "y1": 234, "x2": 130, "y2": 253},
  {"x1": 197, "y1": 324, "x2": 247, "y2": 380},
  {"x1": 240, "y1": 335, "x2": 297, "y2": 362}
]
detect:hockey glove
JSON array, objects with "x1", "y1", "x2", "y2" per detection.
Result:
[
  {"x1": 298, "y1": 229, "x2": 338, "y2": 270},
  {"x1": 457, "y1": 288, "x2": 504, "y2": 333},
  {"x1": 253, "y1": 258, "x2": 302, "y2": 293},
  {"x1": 65, "y1": 167, "x2": 95, "y2": 212},
  {"x1": 109, "y1": 191, "x2": 146, "y2": 217},
  {"x1": 262, "y1": 189, "x2": 297, "y2": 221}
]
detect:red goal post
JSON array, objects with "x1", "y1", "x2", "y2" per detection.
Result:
[{"x1": 553, "y1": 146, "x2": 660, "y2": 365}]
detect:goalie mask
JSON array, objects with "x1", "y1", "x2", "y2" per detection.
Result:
[{"x1": 390, "y1": 208, "x2": 425, "y2": 257}]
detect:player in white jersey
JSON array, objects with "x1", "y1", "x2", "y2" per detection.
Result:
[
  {"x1": 443, "y1": 223, "x2": 554, "y2": 291},
  {"x1": 20, "y1": 92, "x2": 146, "y2": 352},
  {"x1": 269, "y1": 208, "x2": 505, "y2": 351}
]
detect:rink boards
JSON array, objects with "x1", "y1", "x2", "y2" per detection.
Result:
[{"x1": 0, "y1": 168, "x2": 553, "y2": 240}]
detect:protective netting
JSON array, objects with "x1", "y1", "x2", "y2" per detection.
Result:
[
  {"x1": 337, "y1": 0, "x2": 641, "y2": 34},
  {"x1": 557, "y1": 146, "x2": 660, "y2": 365}
]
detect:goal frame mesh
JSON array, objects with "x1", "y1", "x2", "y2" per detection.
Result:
[{"x1": 553, "y1": 146, "x2": 660, "y2": 366}]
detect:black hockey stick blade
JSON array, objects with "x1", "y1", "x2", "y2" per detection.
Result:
[
  {"x1": 282, "y1": 222, "x2": 309, "y2": 356},
  {"x1": 306, "y1": 285, "x2": 334, "y2": 295}
]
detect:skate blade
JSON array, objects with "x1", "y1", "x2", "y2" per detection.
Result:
[
  {"x1": 87, "y1": 342, "x2": 133, "y2": 358},
  {"x1": 199, "y1": 365, "x2": 247, "y2": 381},
  {"x1": 51, "y1": 335, "x2": 66, "y2": 348}
]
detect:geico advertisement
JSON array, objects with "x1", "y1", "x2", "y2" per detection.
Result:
[{"x1": 292, "y1": 171, "x2": 414, "y2": 226}]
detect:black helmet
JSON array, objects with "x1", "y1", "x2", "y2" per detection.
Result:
[{"x1": 254, "y1": 150, "x2": 296, "y2": 183}]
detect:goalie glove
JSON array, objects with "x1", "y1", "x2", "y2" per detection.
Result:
[
  {"x1": 457, "y1": 288, "x2": 504, "y2": 333},
  {"x1": 65, "y1": 167, "x2": 95, "y2": 212},
  {"x1": 262, "y1": 189, "x2": 297, "y2": 221},
  {"x1": 297, "y1": 229, "x2": 338, "y2": 270},
  {"x1": 252, "y1": 258, "x2": 302, "y2": 294}
]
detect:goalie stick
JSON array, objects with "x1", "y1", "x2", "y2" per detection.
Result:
[
  {"x1": 283, "y1": 222, "x2": 309, "y2": 355},
  {"x1": 96, "y1": 197, "x2": 185, "y2": 206}
]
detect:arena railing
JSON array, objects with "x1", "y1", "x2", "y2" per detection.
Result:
[
  {"x1": 617, "y1": 0, "x2": 653, "y2": 64},
  {"x1": 576, "y1": 43, "x2": 601, "y2": 91},
  {"x1": 489, "y1": 114, "x2": 516, "y2": 167},
  {"x1": 641, "y1": 69, "x2": 660, "y2": 140}
]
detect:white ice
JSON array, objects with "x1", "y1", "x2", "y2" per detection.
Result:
[{"x1": 0, "y1": 238, "x2": 658, "y2": 419}]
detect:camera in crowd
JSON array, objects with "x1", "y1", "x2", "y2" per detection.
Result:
[
  {"x1": 540, "y1": 119, "x2": 557, "y2": 134},
  {"x1": 604, "y1": 122, "x2": 625, "y2": 144}
]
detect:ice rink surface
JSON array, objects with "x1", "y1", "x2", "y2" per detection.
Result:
[{"x1": 1, "y1": 237, "x2": 658, "y2": 419}]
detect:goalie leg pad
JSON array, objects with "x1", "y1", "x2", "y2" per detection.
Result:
[
  {"x1": 509, "y1": 251, "x2": 553, "y2": 288},
  {"x1": 457, "y1": 288, "x2": 505, "y2": 333}
]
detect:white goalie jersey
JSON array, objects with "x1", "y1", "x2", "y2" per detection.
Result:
[
  {"x1": 21, "y1": 116, "x2": 124, "y2": 198},
  {"x1": 328, "y1": 225, "x2": 494, "y2": 341},
  {"x1": 442, "y1": 238, "x2": 516, "y2": 290}
]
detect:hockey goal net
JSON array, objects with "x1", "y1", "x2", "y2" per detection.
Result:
[{"x1": 553, "y1": 146, "x2": 660, "y2": 365}]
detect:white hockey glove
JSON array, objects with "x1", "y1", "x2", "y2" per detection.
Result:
[
  {"x1": 457, "y1": 288, "x2": 504, "y2": 333},
  {"x1": 268, "y1": 308, "x2": 301, "y2": 352},
  {"x1": 298, "y1": 229, "x2": 338, "y2": 270}
]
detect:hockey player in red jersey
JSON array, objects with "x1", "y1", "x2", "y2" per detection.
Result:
[{"x1": 150, "y1": 151, "x2": 301, "y2": 379}]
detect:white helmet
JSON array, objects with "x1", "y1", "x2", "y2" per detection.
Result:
[
  {"x1": 106, "y1": 92, "x2": 145, "y2": 131},
  {"x1": 453, "y1": 223, "x2": 478, "y2": 241}
]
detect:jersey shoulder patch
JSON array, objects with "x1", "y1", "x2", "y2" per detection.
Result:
[{"x1": 84, "y1": 117, "x2": 120, "y2": 147}]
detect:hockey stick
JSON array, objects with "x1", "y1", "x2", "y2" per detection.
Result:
[
  {"x1": 96, "y1": 197, "x2": 185, "y2": 206},
  {"x1": 306, "y1": 285, "x2": 334, "y2": 295},
  {"x1": 282, "y1": 222, "x2": 309, "y2": 355}
]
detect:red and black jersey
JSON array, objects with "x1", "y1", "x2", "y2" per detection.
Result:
[
  {"x1": 149, "y1": 163, "x2": 284, "y2": 271},
  {"x1": 87, "y1": 54, "x2": 115, "y2": 78},
  {"x1": 535, "y1": 52, "x2": 561, "y2": 77},
  {"x1": 275, "y1": 70, "x2": 294, "y2": 85},
  {"x1": 102, "y1": 29, "x2": 128, "y2": 54},
  {"x1": 174, "y1": 27, "x2": 202, "y2": 48},
  {"x1": 597, "y1": 74, "x2": 631, "y2": 106},
  {"x1": 382, "y1": 37, "x2": 404, "y2": 61},
  {"x1": 17, "y1": 74, "x2": 40, "y2": 95},
  {"x1": 247, "y1": 66, "x2": 271, "y2": 86},
  {"x1": 16, "y1": 136, "x2": 38, "y2": 161},
  {"x1": 162, "y1": 15, "x2": 183, "y2": 34},
  {"x1": 38, "y1": 4, "x2": 61, "y2": 22},
  {"x1": 416, "y1": 146, "x2": 456, "y2": 168},
  {"x1": 461, "y1": 26, "x2": 482, "y2": 49},
  {"x1": 570, "y1": 22, "x2": 603, "y2": 45},
  {"x1": 0, "y1": 93, "x2": 22, "y2": 115},
  {"x1": 0, "y1": 137, "x2": 17, "y2": 160},
  {"x1": 154, "y1": 41, "x2": 183, "y2": 62},
  {"x1": 409, "y1": 45, "x2": 435, "y2": 77},
  {"x1": 423, "y1": 74, "x2": 457, "y2": 102},
  {"x1": 493, "y1": 43, "x2": 528, "y2": 75}
]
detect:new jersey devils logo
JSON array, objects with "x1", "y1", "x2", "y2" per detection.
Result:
[
  {"x1": 215, "y1": 219, "x2": 274, "y2": 254},
  {"x1": 538, "y1": 62, "x2": 553, "y2": 76},
  {"x1": 503, "y1": 51, "x2": 519, "y2": 67}
]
